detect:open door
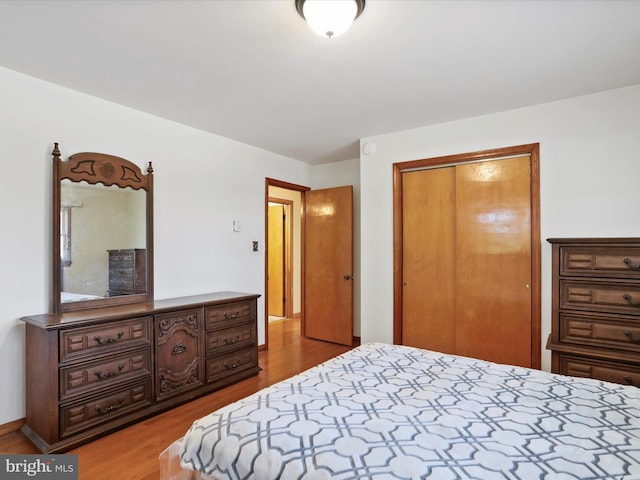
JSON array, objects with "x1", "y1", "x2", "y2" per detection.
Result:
[{"x1": 304, "y1": 186, "x2": 354, "y2": 346}]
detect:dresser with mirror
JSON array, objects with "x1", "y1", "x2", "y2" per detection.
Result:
[{"x1": 21, "y1": 144, "x2": 260, "y2": 453}]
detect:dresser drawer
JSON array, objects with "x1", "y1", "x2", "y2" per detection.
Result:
[
  {"x1": 205, "y1": 300, "x2": 255, "y2": 331},
  {"x1": 556, "y1": 354, "x2": 640, "y2": 387},
  {"x1": 206, "y1": 324, "x2": 256, "y2": 357},
  {"x1": 60, "y1": 380, "x2": 153, "y2": 438},
  {"x1": 60, "y1": 317, "x2": 151, "y2": 362},
  {"x1": 560, "y1": 246, "x2": 640, "y2": 279},
  {"x1": 60, "y1": 348, "x2": 151, "y2": 401},
  {"x1": 560, "y1": 280, "x2": 640, "y2": 315},
  {"x1": 559, "y1": 312, "x2": 640, "y2": 352},
  {"x1": 205, "y1": 346, "x2": 257, "y2": 383}
]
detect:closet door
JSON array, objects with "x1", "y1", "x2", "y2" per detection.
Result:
[
  {"x1": 401, "y1": 156, "x2": 532, "y2": 367},
  {"x1": 402, "y1": 167, "x2": 456, "y2": 353},
  {"x1": 455, "y1": 157, "x2": 531, "y2": 366}
]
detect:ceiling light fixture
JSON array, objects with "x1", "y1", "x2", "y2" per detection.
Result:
[{"x1": 295, "y1": 0, "x2": 366, "y2": 39}]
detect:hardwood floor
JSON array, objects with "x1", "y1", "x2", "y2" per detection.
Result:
[{"x1": 0, "y1": 317, "x2": 354, "y2": 479}]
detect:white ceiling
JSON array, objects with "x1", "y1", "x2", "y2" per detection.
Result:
[{"x1": 0, "y1": 0, "x2": 639, "y2": 165}]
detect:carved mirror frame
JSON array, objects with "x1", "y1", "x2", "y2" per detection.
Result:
[{"x1": 52, "y1": 143, "x2": 154, "y2": 313}]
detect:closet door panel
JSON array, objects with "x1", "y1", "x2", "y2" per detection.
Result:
[
  {"x1": 455, "y1": 157, "x2": 532, "y2": 366},
  {"x1": 401, "y1": 167, "x2": 456, "y2": 353}
]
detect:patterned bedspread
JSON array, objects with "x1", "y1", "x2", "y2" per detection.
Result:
[{"x1": 180, "y1": 342, "x2": 640, "y2": 479}]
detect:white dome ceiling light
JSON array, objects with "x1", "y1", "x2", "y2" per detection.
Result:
[{"x1": 295, "y1": 0, "x2": 366, "y2": 39}]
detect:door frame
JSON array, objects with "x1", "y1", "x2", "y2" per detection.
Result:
[
  {"x1": 392, "y1": 143, "x2": 541, "y2": 368},
  {"x1": 264, "y1": 178, "x2": 310, "y2": 349}
]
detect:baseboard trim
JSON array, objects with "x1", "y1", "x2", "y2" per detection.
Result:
[{"x1": 0, "y1": 418, "x2": 25, "y2": 436}]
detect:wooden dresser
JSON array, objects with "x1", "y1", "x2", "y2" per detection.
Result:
[
  {"x1": 108, "y1": 248, "x2": 146, "y2": 296},
  {"x1": 547, "y1": 238, "x2": 640, "y2": 386},
  {"x1": 22, "y1": 291, "x2": 260, "y2": 453}
]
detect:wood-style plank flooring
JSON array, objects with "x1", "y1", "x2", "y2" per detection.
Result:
[{"x1": 0, "y1": 317, "x2": 354, "y2": 479}]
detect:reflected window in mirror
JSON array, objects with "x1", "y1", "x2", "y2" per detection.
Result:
[{"x1": 60, "y1": 206, "x2": 72, "y2": 268}]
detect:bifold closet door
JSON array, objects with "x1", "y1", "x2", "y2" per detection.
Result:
[{"x1": 401, "y1": 156, "x2": 532, "y2": 367}]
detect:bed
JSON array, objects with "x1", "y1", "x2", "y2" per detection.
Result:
[
  {"x1": 60, "y1": 291, "x2": 104, "y2": 303},
  {"x1": 160, "y1": 342, "x2": 640, "y2": 480}
]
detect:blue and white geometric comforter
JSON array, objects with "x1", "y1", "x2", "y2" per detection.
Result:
[{"x1": 180, "y1": 342, "x2": 640, "y2": 479}]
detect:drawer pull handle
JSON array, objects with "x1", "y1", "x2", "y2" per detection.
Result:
[
  {"x1": 623, "y1": 294, "x2": 640, "y2": 307},
  {"x1": 94, "y1": 364, "x2": 125, "y2": 379},
  {"x1": 93, "y1": 331, "x2": 124, "y2": 345},
  {"x1": 224, "y1": 336, "x2": 240, "y2": 345},
  {"x1": 623, "y1": 258, "x2": 640, "y2": 270},
  {"x1": 225, "y1": 361, "x2": 240, "y2": 370},
  {"x1": 172, "y1": 343, "x2": 187, "y2": 355},
  {"x1": 624, "y1": 375, "x2": 634, "y2": 385},
  {"x1": 224, "y1": 311, "x2": 240, "y2": 320},
  {"x1": 623, "y1": 331, "x2": 640, "y2": 345},
  {"x1": 96, "y1": 398, "x2": 124, "y2": 414}
]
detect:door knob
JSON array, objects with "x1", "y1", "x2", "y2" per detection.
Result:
[{"x1": 343, "y1": 274, "x2": 353, "y2": 280}]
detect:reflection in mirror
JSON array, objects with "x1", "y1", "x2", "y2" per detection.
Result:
[{"x1": 60, "y1": 181, "x2": 147, "y2": 303}]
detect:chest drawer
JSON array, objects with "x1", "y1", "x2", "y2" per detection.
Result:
[
  {"x1": 559, "y1": 312, "x2": 640, "y2": 352},
  {"x1": 109, "y1": 272, "x2": 135, "y2": 291},
  {"x1": 205, "y1": 300, "x2": 255, "y2": 331},
  {"x1": 108, "y1": 249, "x2": 135, "y2": 264},
  {"x1": 556, "y1": 353, "x2": 640, "y2": 387},
  {"x1": 560, "y1": 246, "x2": 640, "y2": 279},
  {"x1": 60, "y1": 380, "x2": 153, "y2": 438},
  {"x1": 206, "y1": 324, "x2": 256, "y2": 357},
  {"x1": 205, "y1": 346, "x2": 257, "y2": 384},
  {"x1": 560, "y1": 280, "x2": 640, "y2": 316},
  {"x1": 60, "y1": 317, "x2": 151, "y2": 362},
  {"x1": 60, "y1": 348, "x2": 151, "y2": 401}
]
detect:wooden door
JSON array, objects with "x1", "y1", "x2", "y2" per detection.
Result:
[
  {"x1": 401, "y1": 155, "x2": 534, "y2": 367},
  {"x1": 304, "y1": 186, "x2": 354, "y2": 346},
  {"x1": 402, "y1": 167, "x2": 456, "y2": 353},
  {"x1": 267, "y1": 204, "x2": 285, "y2": 317},
  {"x1": 455, "y1": 157, "x2": 532, "y2": 366}
]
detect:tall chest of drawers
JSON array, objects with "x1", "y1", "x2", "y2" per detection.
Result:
[
  {"x1": 547, "y1": 238, "x2": 640, "y2": 386},
  {"x1": 22, "y1": 291, "x2": 260, "y2": 453},
  {"x1": 108, "y1": 248, "x2": 146, "y2": 296}
]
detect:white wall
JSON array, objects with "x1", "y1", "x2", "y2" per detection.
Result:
[
  {"x1": 0, "y1": 66, "x2": 313, "y2": 425},
  {"x1": 359, "y1": 84, "x2": 640, "y2": 372}
]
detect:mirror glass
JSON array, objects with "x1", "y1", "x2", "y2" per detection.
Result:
[{"x1": 60, "y1": 180, "x2": 147, "y2": 303}]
